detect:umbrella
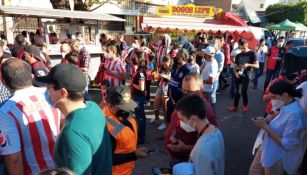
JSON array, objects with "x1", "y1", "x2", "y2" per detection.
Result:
[
  {"x1": 282, "y1": 46, "x2": 307, "y2": 74},
  {"x1": 267, "y1": 19, "x2": 301, "y2": 31}
]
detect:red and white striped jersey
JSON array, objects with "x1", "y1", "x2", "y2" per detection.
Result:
[
  {"x1": 104, "y1": 58, "x2": 126, "y2": 87},
  {"x1": 0, "y1": 86, "x2": 62, "y2": 175},
  {"x1": 157, "y1": 45, "x2": 167, "y2": 67}
]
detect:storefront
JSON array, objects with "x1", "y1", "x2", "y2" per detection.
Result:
[{"x1": 139, "y1": 3, "x2": 258, "y2": 48}]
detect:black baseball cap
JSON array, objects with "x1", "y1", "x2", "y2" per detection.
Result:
[
  {"x1": 23, "y1": 45, "x2": 44, "y2": 61},
  {"x1": 35, "y1": 64, "x2": 87, "y2": 92},
  {"x1": 105, "y1": 86, "x2": 137, "y2": 112}
]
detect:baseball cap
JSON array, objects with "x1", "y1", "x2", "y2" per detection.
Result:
[
  {"x1": 105, "y1": 86, "x2": 137, "y2": 112},
  {"x1": 203, "y1": 46, "x2": 215, "y2": 56},
  {"x1": 23, "y1": 45, "x2": 44, "y2": 61},
  {"x1": 35, "y1": 64, "x2": 87, "y2": 92}
]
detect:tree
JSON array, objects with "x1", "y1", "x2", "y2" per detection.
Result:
[
  {"x1": 265, "y1": 2, "x2": 307, "y2": 25},
  {"x1": 50, "y1": 0, "x2": 125, "y2": 11}
]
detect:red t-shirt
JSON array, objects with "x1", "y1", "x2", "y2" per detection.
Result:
[
  {"x1": 164, "y1": 96, "x2": 218, "y2": 160},
  {"x1": 266, "y1": 46, "x2": 280, "y2": 70}
]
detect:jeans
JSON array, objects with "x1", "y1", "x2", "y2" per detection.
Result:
[
  {"x1": 264, "y1": 69, "x2": 280, "y2": 92},
  {"x1": 211, "y1": 80, "x2": 218, "y2": 111},
  {"x1": 133, "y1": 94, "x2": 146, "y2": 143},
  {"x1": 230, "y1": 68, "x2": 236, "y2": 96},
  {"x1": 253, "y1": 62, "x2": 264, "y2": 88},
  {"x1": 234, "y1": 76, "x2": 250, "y2": 107},
  {"x1": 204, "y1": 80, "x2": 218, "y2": 112}
]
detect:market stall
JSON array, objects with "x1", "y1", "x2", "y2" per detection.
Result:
[
  {"x1": 266, "y1": 19, "x2": 306, "y2": 39},
  {"x1": 140, "y1": 4, "x2": 258, "y2": 49}
]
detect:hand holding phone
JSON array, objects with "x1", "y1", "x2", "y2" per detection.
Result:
[{"x1": 147, "y1": 149, "x2": 159, "y2": 155}]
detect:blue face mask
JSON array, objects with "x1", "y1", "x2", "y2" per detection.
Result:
[{"x1": 46, "y1": 90, "x2": 62, "y2": 108}]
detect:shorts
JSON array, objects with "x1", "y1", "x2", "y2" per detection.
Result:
[{"x1": 155, "y1": 86, "x2": 168, "y2": 97}]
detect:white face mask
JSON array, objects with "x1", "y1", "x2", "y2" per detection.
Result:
[
  {"x1": 180, "y1": 120, "x2": 196, "y2": 133},
  {"x1": 271, "y1": 99, "x2": 285, "y2": 110}
]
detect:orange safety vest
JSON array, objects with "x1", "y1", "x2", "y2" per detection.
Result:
[{"x1": 103, "y1": 108, "x2": 138, "y2": 175}]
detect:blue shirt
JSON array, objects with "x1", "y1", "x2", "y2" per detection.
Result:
[
  {"x1": 261, "y1": 101, "x2": 307, "y2": 174},
  {"x1": 214, "y1": 50, "x2": 225, "y2": 75},
  {"x1": 190, "y1": 128, "x2": 225, "y2": 175},
  {"x1": 168, "y1": 64, "x2": 191, "y2": 103}
]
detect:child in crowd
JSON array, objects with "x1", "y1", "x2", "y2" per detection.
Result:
[{"x1": 152, "y1": 56, "x2": 171, "y2": 130}]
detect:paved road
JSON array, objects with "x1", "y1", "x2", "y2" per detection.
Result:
[{"x1": 89, "y1": 76, "x2": 266, "y2": 175}]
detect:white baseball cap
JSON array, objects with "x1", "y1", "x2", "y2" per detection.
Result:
[{"x1": 202, "y1": 46, "x2": 215, "y2": 56}]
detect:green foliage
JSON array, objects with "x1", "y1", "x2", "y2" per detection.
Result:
[{"x1": 265, "y1": 2, "x2": 307, "y2": 25}]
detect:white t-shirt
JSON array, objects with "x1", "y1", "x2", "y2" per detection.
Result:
[
  {"x1": 256, "y1": 45, "x2": 268, "y2": 63},
  {"x1": 187, "y1": 63, "x2": 200, "y2": 74},
  {"x1": 190, "y1": 128, "x2": 225, "y2": 175},
  {"x1": 201, "y1": 59, "x2": 218, "y2": 92},
  {"x1": 297, "y1": 81, "x2": 307, "y2": 111}
]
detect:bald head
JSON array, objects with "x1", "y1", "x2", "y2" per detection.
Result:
[
  {"x1": 1, "y1": 58, "x2": 32, "y2": 91},
  {"x1": 60, "y1": 43, "x2": 71, "y2": 55},
  {"x1": 182, "y1": 72, "x2": 202, "y2": 92}
]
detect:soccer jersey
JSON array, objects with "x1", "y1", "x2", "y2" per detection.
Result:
[
  {"x1": 104, "y1": 58, "x2": 126, "y2": 87},
  {"x1": 168, "y1": 64, "x2": 191, "y2": 103},
  {"x1": 0, "y1": 86, "x2": 62, "y2": 175}
]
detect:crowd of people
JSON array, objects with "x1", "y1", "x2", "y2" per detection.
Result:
[{"x1": 0, "y1": 28, "x2": 306, "y2": 175}]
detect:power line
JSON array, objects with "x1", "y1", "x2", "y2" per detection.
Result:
[{"x1": 258, "y1": 8, "x2": 289, "y2": 17}]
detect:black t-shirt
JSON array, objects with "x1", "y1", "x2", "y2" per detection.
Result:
[
  {"x1": 131, "y1": 67, "x2": 147, "y2": 96},
  {"x1": 235, "y1": 51, "x2": 256, "y2": 76}
]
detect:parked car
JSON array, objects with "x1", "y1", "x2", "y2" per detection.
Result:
[{"x1": 285, "y1": 38, "x2": 305, "y2": 47}]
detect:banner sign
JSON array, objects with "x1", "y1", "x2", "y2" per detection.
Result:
[{"x1": 157, "y1": 4, "x2": 223, "y2": 17}]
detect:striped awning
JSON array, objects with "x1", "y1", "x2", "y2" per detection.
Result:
[{"x1": 141, "y1": 16, "x2": 250, "y2": 32}]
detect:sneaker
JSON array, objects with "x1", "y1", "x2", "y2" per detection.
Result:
[
  {"x1": 150, "y1": 118, "x2": 158, "y2": 124},
  {"x1": 242, "y1": 106, "x2": 249, "y2": 112},
  {"x1": 227, "y1": 106, "x2": 238, "y2": 112},
  {"x1": 158, "y1": 123, "x2": 167, "y2": 130}
]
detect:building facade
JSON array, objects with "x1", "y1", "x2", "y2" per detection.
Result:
[{"x1": 194, "y1": 0, "x2": 233, "y2": 12}]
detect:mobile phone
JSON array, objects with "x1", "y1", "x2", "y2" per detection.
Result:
[{"x1": 148, "y1": 149, "x2": 159, "y2": 155}]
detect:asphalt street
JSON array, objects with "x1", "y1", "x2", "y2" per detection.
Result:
[{"x1": 89, "y1": 76, "x2": 267, "y2": 175}]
